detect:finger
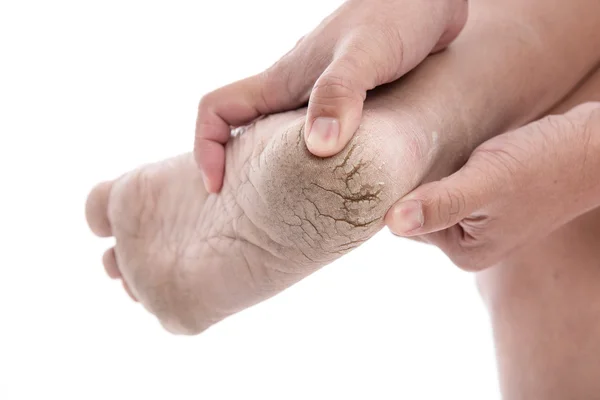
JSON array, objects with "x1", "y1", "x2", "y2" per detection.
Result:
[
  {"x1": 195, "y1": 50, "x2": 325, "y2": 193},
  {"x1": 102, "y1": 247, "x2": 121, "y2": 279},
  {"x1": 305, "y1": 1, "x2": 469, "y2": 158},
  {"x1": 195, "y1": 139, "x2": 225, "y2": 194},
  {"x1": 408, "y1": 102, "x2": 600, "y2": 270},
  {"x1": 385, "y1": 160, "x2": 504, "y2": 238},
  {"x1": 195, "y1": 74, "x2": 290, "y2": 192},
  {"x1": 386, "y1": 101, "x2": 600, "y2": 238},
  {"x1": 304, "y1": 54, "x2": 369, "y2": 157}
]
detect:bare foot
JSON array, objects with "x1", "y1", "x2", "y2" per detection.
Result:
[
  {"x1": 86, "y1": 96, "x2": 447, "y2": 334},
  {"x1": 86, "y1": 0, "x2": 592, "y2": 333}
]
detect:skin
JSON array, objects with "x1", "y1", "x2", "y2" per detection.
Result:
[
  {"x1": 194, "y1": 0, "x2": 469, "y2": 192},
  {"x1": 86, "y1": 1, "x2": 542, "y2": 329},
  {"x1": 195, "y1": 0, "x2": 600, "y2": 195},
  {"x1": 85, "y1": 0, "x2": 600, "y2": 396},
  {"x1": 86, "y1": 99, "x2": 440, "y2": 334},
  {"x1": 476, "y1": 71, "x2": 600, "y2": 399},
  {"x1": 387, "y1": 101, "x2": 600, "y2": 270},
  {"x1": 379, "y1": 3, "x2": 600, "y2": 395}
]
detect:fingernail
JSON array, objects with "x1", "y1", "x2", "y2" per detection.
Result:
[
  {"x1": 389, "y1": 200, "x2": 424, "y2": 236},
  {"x1": 307, "y1": 117, "x2": 340, "y2": 153}
]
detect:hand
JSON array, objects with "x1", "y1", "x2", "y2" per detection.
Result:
[
  {"x1": 385, "y1": 102, "x2": 600, "y2": 271},
  {"x1": 195, "y1": 0, "x2": 469, "y2": 192}
]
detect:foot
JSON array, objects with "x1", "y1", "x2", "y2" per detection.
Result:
[{"x1": 85, "y1": 85, "x2": 465, "y2": 334}]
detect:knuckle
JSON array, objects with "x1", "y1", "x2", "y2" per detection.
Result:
[
  {"x1": 535, "y1": 105, "x2": 600, "y2": 176},
  {"x1": 263, "y1": 56, "x2": 312, "y2": 107},
  {"x1": 448, "y1": 188, "x2": 466, "y2": 222},
  {"x1": 266, "y1": 40, "x2": 326, "y2": 104},
  {"x1": 311, "y1": 73, "x2": 364, "y2": 106},
  {"x1": 344, "y1": 26, "x2": 405, "y2": 81},
  {"x1": 374, "y1": 24, "x2": 406, "y2": 75},
  {"x1": 536, "y1": 114, "x2": 575, "y2": 144},
  {"x1": 198, "y1": 91, "x2": 220, "y2": 114},
  {"x1": 432, "y1": 186, "x2": 466, "y2": 227},
  {"x1": 256, "y1": 69, "x2": 280, "y2": 112},
  {"x1": 263, "y1": 59, "x2": 293, "y2": 95},
  {"x1": 197, "y1": 93, "x2": 211, "y2": 111},
  {"x1": 470, "y1": 141, "x2": 528, "y2": 188}
]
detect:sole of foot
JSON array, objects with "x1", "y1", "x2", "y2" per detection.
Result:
[{"x1": 86, "y1": 105, "x2": 443, "y2": 334}]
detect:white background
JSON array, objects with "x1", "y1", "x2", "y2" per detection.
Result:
[{"x1": 0, "y1": 0, "x2": 499, "y2": 398}]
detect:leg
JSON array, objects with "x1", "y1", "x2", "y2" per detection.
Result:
[
  {"x1": 84, "y1": 26, "x2": 597, "y2": 335},
  {"x1": 86, "y1": 7, "x2": 597, "y2": 334},
  {"x1": 477, "y1": 66, "x2": 600, "y2": 399}
]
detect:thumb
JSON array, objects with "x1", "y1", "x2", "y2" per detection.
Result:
[
  {"x1": 304, "y1": 1, "x2": 469, "y2": 158},
  {"x1": 304, "y1": 54, "x2": 371, "y2": 157},
  {"x1": 385, "y1": 159, "x2": 504, "y2": 237},
  {"x1": 387, "y1": 101, "x2": 600, "y2": 238}
]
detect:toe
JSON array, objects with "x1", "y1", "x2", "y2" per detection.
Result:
[
  {"x1": 102, "y1": 247, "x2": 121, "y2": 279},
  {"x1": 86, "y1": 181, "x2": 114, "y2": 237}
]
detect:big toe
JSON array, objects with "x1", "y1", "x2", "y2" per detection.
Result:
[{"x1": 86, "y1": 181, "x2": 114, "y2": 237}]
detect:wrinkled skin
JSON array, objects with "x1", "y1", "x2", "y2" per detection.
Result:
[
  {"x1": 194, "y1": 0, "x2": 468, "y2": 192},
  {"x1": 87, "y1": 101, "x2": 438, "y2": 334},
  {"x1": 85, "y1": 0, "x2": 600, "y2": 395},
  {"x1": 86, "y1": 0, "x2": 600, "y2": 335},
  {"x1": 387, "y1": 102, "x2": 600, "y2": 271}
]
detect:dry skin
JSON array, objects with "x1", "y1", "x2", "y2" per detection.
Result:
[{"x1": 89, "y1": 107, "x2": 438, "y2": 334}]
